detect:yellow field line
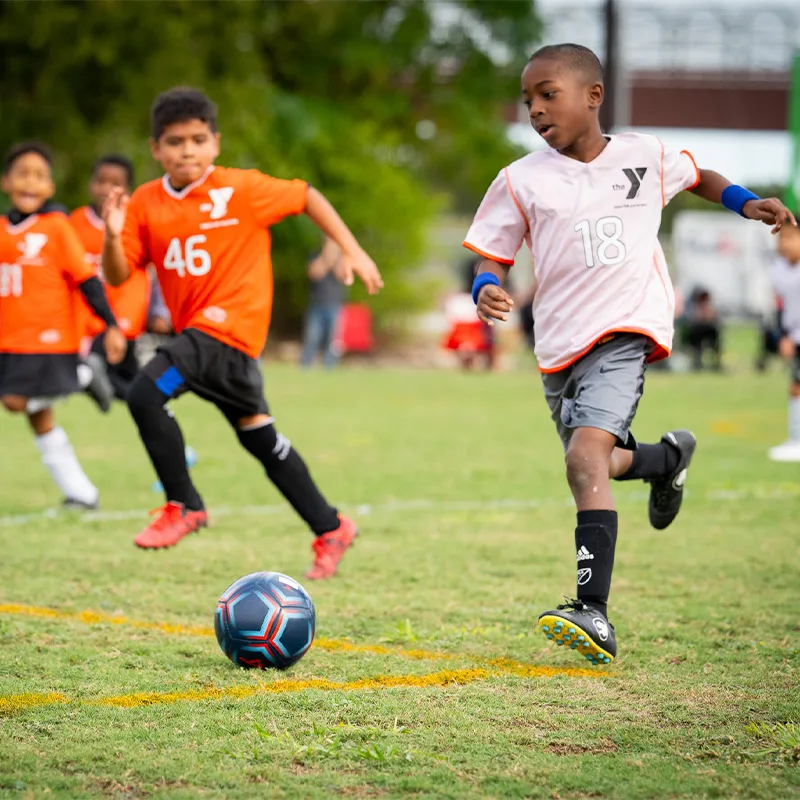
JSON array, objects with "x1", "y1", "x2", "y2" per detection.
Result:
[
  {"x1": 0, "y1": 669, "x2": 492, "y2": 715},
  {"x1": 0, "y1": 602, "x2": 606, "y2": 682}
]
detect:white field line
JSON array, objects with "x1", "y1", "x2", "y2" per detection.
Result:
[{"x1": 0, "y1": 485, "x2": 798, "y2": 528}]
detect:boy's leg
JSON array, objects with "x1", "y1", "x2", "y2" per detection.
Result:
[
  {"x1": 614, "y1": 430, "x2": 697, "y2": 530},
  {"x1": 216, "y1": 402, "x2": 355, "y2": 581},
  {"x1": 78, "y1": 350, "x2": 115, "y2": 413},
  {"x1": 321, "y1": 307, "x2": 341, "y2": 369},
  {"x1": 92, "y1": 335, "x2": 139, "y2": 401},
  {"x1": 538, "y1": 334, "x2": 660, "y2": 665},
  {"x1": 26, "y1": 406, "x2": 100, "y2": 509},
  {"x1": 203, "y1": 332, "x2": 355, "y2": 579},
  {"x1": 768, "y1": 347, "x2": 800, "y2": 461},
  {"x1": 126, "y1": 351, "x2": 207, "y2": 548}
]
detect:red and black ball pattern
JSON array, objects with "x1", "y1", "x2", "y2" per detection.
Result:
[{"x1": 214, "y1": 571, "x2": 315, "y2": 670}]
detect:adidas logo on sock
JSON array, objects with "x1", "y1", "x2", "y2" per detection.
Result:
[{"x1": 576, "y1": 545, "x2": 594, "y2": 562}]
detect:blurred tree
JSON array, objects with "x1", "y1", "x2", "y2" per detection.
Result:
[{"x1": 0, "y1": 0, "x2": 540, "y2": 333}]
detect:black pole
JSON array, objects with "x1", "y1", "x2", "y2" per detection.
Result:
[{"x1": 601, "y1": 0, "x2": 617, "y2": 133}]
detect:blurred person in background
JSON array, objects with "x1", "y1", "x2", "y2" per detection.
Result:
[
  {"x1": 442, "y1": 253, "x2": 497, "y2": 370},
  {"x1": 767, "y1": 217, "x2": 800, "y2": 462},
  {"x1": 754, "y1": 294, "x2": 784, "y2": 372},
  {"x1": 681, "y1": 286, "x2": 723, "y2": 371},
  {"x1": 0, "y1": 142, "x2": 125, "y2": 509},
  {"x1": 300, "y1": 236, "x2": 344, "y2": 369},
  {"x1": 70, "y1": 154, "x2": 150, "y2": 402}
]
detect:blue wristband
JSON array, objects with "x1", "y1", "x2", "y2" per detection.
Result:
[
  {"x1": 721, "y1": 184, "x2": 759, "y2": 217},
  {"x1": 472, "y1": 272, "x2": 501, "y2": 305}
]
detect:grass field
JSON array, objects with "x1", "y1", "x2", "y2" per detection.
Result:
[{"x1": 1, "y1": 335, "x2": 799, "y2": 799}]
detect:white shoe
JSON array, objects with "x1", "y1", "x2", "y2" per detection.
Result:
[{"x1": 767, "y1": 441, "x2": 800, "y2": 462}]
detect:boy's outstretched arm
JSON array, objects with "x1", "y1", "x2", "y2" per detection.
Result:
[
  {"x1": 690, "y1": 169, "x2": 797, "y2": 233},
  {"x1": 304, "y1": 188, "x2": 383, "y2": 294},
  {"x1": 101, "y1": 187, "x2": 131, "y2": 286},
  {"x1": 473, "y1": 259, "x2": 514, "y2": 326}
]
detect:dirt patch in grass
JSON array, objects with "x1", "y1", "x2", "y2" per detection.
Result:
[{"x1": 545, "y1": 738, "x2": 618, "y2": 756}]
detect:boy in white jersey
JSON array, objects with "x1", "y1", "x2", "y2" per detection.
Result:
[
  {"x1": 767, "y1": 220, "x2": 800, "y2": 462},
  {"x1": 465, "y1": 44, "x2": 796, "y2": 666}
]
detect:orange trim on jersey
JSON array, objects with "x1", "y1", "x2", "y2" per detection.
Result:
[
  {"x1": 503, "y1": 167, "x2": 529, "y2": 229},
  {"x1": 652, "y1": 251, "x2": 670, "y2": 301},
  {"x1": 681, "y1": 149, "x2": 701, "y2": 190},
  {"x1": 538, "y1": 328, "x2": 671, "y2": 374},
  {"x1": 462, "y1": 241, "x2": 514, "y2": 266}
]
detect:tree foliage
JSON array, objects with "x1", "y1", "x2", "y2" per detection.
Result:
[{"x1": 0, "y1": 0, "x2": 540, "y2": 331}]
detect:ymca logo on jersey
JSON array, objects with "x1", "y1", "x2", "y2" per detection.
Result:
[
  {"x1": 18, "y1": 232, "x2": 48, "y2": 261},
  {"x1": 621, "y1": 167, "x2": 647, "y2": 200},
  {"x1": 199, "y1": 187, "x2": 239, "y2": 230}
]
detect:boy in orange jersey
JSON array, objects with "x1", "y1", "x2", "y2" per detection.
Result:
[
  {"x1": 0, "y1": 142, "x2": 127, "y2": 509},
  {"x1": 71, "y1": 155, "x2": 150, "y2": 402},
  {"x1": 102, "y1": 88, "x2": 383, "y2": 579}
]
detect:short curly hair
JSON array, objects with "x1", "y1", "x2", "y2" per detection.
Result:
[{"x1": 150, "y1": 87, "x2": 218, "y2": 140}]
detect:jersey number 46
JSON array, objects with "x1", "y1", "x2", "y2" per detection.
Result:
[{"x1": 163, "y1": 235, "x2": 212, "y2": 278}]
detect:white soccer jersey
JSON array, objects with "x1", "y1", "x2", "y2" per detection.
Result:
[
  {"x1": 464, "y1": 132, "x2": 700, "y2": 372},
  {"x1": 771, "y1": 255, "x2": 800, "y2": 344}
]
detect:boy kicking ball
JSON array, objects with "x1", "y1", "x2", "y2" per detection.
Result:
[{"x1": 464, "y1": 44, "x2": 796, "y2": 665}]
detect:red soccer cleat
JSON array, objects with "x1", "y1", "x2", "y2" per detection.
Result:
[
  {"x1": 305, "y1": 516, "x2": 358, "y2": 580},
  {"x1": 134, "y1": 501, "x2": 208, "y2": 549}
]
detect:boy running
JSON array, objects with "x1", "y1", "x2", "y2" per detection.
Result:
[
  {"x1": 101, "y1": 88, "x2": 383, "y2": 580},
  {"x1": 464, "y1": 45, "x2": 795, "y2": 664},
  {"x1": 0, "y1": 142, "x2": 126, "y2": 509}
]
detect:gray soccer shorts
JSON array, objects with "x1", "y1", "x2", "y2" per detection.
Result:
[{"x1": 541, "y1": 333, "x2": 655, "y2": 451}]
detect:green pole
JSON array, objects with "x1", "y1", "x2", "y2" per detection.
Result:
[{"x1": 787, "y1": 51, "x2": 800, "y2": 211}]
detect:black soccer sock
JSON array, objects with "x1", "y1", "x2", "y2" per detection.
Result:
[
  {"x1": 127, "y1": 375, "x2": 204, "y2": 511},
  {"x1": 615, "y1": 441, "x2": 680, "y2": 481},
  {"x1": 575, "y1": 509, "x2": 618, "y2": 618},
  {"x1": 236, "y1": 424, "x2": 340, "y2": 535}
]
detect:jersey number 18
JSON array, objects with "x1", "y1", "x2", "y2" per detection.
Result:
[{"x1": 574, "y1": 216, "x2": 626, "y2": 268}]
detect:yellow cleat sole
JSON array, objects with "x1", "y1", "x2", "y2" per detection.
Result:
[{"x1": 538, "y1": 614, "x2": 615, "y2": 666}]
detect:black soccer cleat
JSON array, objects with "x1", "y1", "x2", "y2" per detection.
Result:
[
  {"x1": 647, "y1": 430, "x2": 696, "y2": 530},
  {"x1": 84, "y1": 353, "x2": 114, "y2": 414},
  {"x1": 538, "y1": 598, "x2": 616, "y2": 666}
]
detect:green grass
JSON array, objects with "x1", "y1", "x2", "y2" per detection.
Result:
[{"x1": 1, "y1": 335, "x2": 799, "y2": 799}]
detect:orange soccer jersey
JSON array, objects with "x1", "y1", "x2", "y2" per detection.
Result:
[
  {"x1": 70, "y1": 206, "x2": 151, "y2": 340},
  {"x1": 121, "y1": 166, "x2": 308, "y2": 358},
  {"x1": 0, "y1": 211, "x2": 95, "y2": 354}
]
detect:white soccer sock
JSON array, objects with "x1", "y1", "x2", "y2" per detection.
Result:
[
  {"x1": 789, "y1": 397, "x2": 800, "y2": 442},
  {"x1": 77, "y1": 363, "x2": 93, "y2": 389},
  {"x1": 35, "y1": 426, "x2": 99, "y2": 505}
]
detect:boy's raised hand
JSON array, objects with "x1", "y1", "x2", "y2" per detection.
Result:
[
  {"x1": 477, "y1": 284, "x2": 514, "y2": 326},
  {"x1": 102, "y1": 187, "x2": 129, "y2": 237},
  {"x1": 337, "y1": 247, "x2": 384, "y2": 295},
  {"x1": 742, "y1": 198, "x2": 797, "y2": 234}
]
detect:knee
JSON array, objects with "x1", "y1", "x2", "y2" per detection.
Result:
[
  {"x1": 236, "y1": 421, "x2": 291, "y2": 465},
  {"x1": 565, "y1": 443, "x2": 607, "y2": 494},
  {"x1": 1, "y1": 395, "x2": 28, "y2": 413}
]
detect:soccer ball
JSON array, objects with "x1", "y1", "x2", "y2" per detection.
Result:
[{"x1": 214, "y1": 571, "x2": 316, "y2": 670}]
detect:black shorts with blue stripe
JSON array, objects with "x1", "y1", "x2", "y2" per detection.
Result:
[{"x1": 142, "y1": 328, "x2": 269, "y2": 419}]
